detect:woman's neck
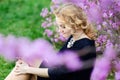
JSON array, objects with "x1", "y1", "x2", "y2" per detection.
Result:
[{"x1": 72, "y1": 30, "x2": 89, "y2": 41}]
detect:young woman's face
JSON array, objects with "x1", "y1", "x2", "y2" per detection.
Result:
[{"x1": 56, "y1": 17, "x2": 73, "y2": 38}]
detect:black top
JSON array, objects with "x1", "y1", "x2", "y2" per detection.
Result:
[{"x1": 37, "y1": 36, "x2": 96, "y2": 80}]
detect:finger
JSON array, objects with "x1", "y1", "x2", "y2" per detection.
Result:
[
  {"x1": 14, "y1": 69, "x2": 20, "y2": 73},
  {"x1": 18, "y1": 60, "x2": 23, "y2": 64},
  {"x1": 16, "y1": 60, "x2": 22, "y2": 65},
  {"x1": 15, "y1": 71, "x2": 25, "y2": 75},
  {"x1": 20, "y1": 60, "x2": 26, "y2": 64},
  {"x1": 15, "y1": 72, "x2": 22, "y2": 75},
  {"x1": 16, "y1": 63, "x2": 22, "y2": 68}
]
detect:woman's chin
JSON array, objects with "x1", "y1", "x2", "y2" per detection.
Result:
[{"x1": 63, "y1": 35, "x2": 70, "y2": 39}]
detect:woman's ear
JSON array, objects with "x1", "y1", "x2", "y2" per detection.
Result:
[{"x1": 71, "y1": 27, "x2": 76, "y2": 34}]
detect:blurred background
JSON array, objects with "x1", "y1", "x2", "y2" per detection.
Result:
[
  {"x1": 0, "y1": 0, "x2": 50, "y2": 79},
  {"x1": 0, "y1": 0, "x2": 118, "y2": 79}
]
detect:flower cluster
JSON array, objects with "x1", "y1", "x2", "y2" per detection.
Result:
[
  {"x1": 40, "y1": 7, "x2": 66, "y2": 49},
  {"x1": 0, "y1": 34, "x2": 82, "y2": 70}
]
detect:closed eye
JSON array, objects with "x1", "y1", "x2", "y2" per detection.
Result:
[{"x1": 59, "y1": 24, "x2": 66, "y2": 28}]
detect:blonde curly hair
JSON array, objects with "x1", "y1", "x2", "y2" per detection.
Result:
[{"x1": 54, "y1": 3, "x2": 97, "y2": 40}]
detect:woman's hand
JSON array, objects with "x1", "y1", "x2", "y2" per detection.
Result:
[
  {"x1": 14, "y1": 60, "x2": 49, "y2": 78},
  {"x1": 15, "y1": 60, "x2": 30, "y2": 75}
]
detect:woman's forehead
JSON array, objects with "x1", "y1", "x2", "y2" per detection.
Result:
[{"x1": 56, "y1": 17, "x2": 65, "y2": 23}]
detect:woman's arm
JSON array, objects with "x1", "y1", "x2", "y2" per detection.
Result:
[
  {"x1": 5, "y1": 59, "x2": 42, "y2": 80},
  {"x1": 15, "y1": 60, "x2": 49, "y2": 78},
  {"x1": 27, "y1": 67, "x2": 49, "y2": 78}
]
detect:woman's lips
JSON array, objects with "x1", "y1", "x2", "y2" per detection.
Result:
[{"x1": 62, "y1": 33, "x2": 66, "y2": 35}]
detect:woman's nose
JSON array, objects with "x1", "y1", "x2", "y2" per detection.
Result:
[{"x1": 59, "y1": 29, "x2": 64, "y2": 33}]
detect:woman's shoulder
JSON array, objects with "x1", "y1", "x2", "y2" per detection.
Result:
[
  {"x1": 76, "y1": 37, "x2": 94, "y2": 43},
  {"x1": 75, "y1": 37, "x2": 95, "y2": 46}
]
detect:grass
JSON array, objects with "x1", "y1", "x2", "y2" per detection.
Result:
[
  {"x1": 0, "y1": 0, "x2": 50, "y2": 39},
  {"x1": 0, "y1": 0, "x2": 51, "y2": 79}
]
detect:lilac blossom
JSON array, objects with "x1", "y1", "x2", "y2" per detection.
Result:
[
  {"x1": 52, "y1": 0, "x2": 62, "y2": 4},
  {"x1": 113, "y1": 54, "x2": 120, "y2": 80},
  {"x1": 45, "y1": 29, "x2": 53, "y2": 37},
  {"x1": 104, "y1": 45, "x2": 117, "y2": 61},
  {"x1": 0, "y1": 34, "x2": 83, "y2": 70},
  {"x1": 91, "y1": 57, "x2": 111, "y2": 80},
  {"x1": 58, "y1": 34, "x2": 66, "y2": 41},
  {"x1": 62, "y1": 51, "x2": 82, "y2": 71},
  {"x1": 46, "y1": 23, "x2": 53, "y2": 27},
  {"x1": 99, "y1": 0, "x2": 114, "y2": 10},
  {"x1": 40, "y1": 8, "x2": 49, "y2": 18},
  {"x1": 86, "y1": 3, "x2": 103, "y2": 24},
  {"x1": 54, "y1": 38, "x2": 59, "y2": 42},
  {"x1": 50, "y1": 5, "x2": 60, "y2": 12},
  {"x1": 115, "y1": 71, "x2": 120, "y2": 80},
  {"x1": 41, "y1": 21, "x2": 48, "y2": 28},
  {"x1": 97, "y1": 25, "x2": 102, "y2": 30},
  {"x1": 2, "y1": 35, "x2": 18, "y2": 61},
  {"x1": 16, "y1": 37, "x2": 32, "y2": 64},
  {"x1": 96, "y1": 47, "x2": 101, "y2": 52},
  {"x1": 96, "y1": 35, "x2": 107, "y2": 45},
  {"x1": 112, "y1": 23, "x2": 119, "y2": 30}
]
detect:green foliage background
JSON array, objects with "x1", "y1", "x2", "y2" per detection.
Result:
[{"x1": 0, "y1": 0, "x2": 50, "y2": 79}]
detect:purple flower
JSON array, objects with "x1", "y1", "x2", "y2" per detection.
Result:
[
  {"x1": 96, "y1": 47, "x2": 101, "y2": 51},
  {"x1": 97, "y1": 25, "x2": 102, "y2": 30},
  {"x1": 45, "y1": 29, "x2": 53, "y2": 37},
  {"x1": 2, "y1": 35, "x2": 18, "y2": 61},
  {"x1": 87, "y1": 3, "x2": 103, "y2": 24},
  {"x1": 62, "y1": 51, "x2": 82, "y2": 71},
  {"x1": 91, "y1": 57, "x2": 111, "y2": 80},
  {"x1": 54, "y1": 38, "x2": 59, "y2": 42},
  {"x1": 41, "y1": 21, "x2": 48, "y2": 28},
  {"x1": 47, "y1": 23, "x2": 52, "y2": 27},
  {"x1": 112, "y1": 23, "x2": 119, "y2": 30},
  {"x1": 100, "y1": 0, "x2": 114, "y2": 10},
  {"x1": 46, "y1": 17, "x2": 52, "y2": 22},
  {"x1": 108, "y1": 11, "x2": 113, "y2": 18},
  {"x1": 40, "y1": 8, "x2": 49, "y2": 18},
  {"x1": 16, "y1": 37, "x2": 32, "y2": 64},
  {"x1": 115, "y1": 71, "x2": 120, "y2": 80},
  {"x1": 50, "y1": 5, "x2": 59, "y2": 12},
  {"x1": 31, "y1": 39, "x2": 55, "y2": 57},
  {"x1": 103, "y1": 12, "x2": 108, "y2": 18},
  {"x1": 113, "y1": 58, "x2": 120, "y2": 71},
  {"x1": 58, "y1": 34, "x2": 66, "y2": 42},
  {"x1": 104, "y1": 46, "x2": 117, "y2": 60},
  {"x1": 103, "y1": 40, "x2": 117, "y2": 60},
  {"x1": 91, "y1": 68, "x2": 110, "y2": 80},
  {"x1": 52, "y1": 0, "x2": 62, "y2": 4},
  {"x1": 96, "y1": 35, "x2": 107, "y2": 45},
  {"x1": 107, "y1": 30, "x2": 113, "y2": 36}
]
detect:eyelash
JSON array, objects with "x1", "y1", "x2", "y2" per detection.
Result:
[{"x1": 60, "y1": 25, "x2": 65, "y2": 28}]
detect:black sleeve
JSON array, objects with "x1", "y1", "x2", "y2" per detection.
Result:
[
  {"x1": 48, "y1": 66, "x2": 70, "y2": 79},
  {"x1": 48, "y1": 38, "x2": 96, "y2": 79}
]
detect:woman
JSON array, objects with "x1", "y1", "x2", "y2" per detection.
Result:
[{"x1": 5, "y1": 3, "x2": 97, "y2": 80}]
